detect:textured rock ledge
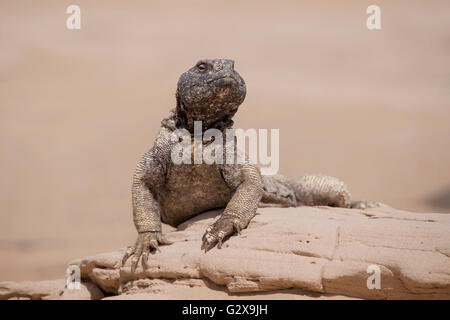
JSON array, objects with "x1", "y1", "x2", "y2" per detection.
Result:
[{"x1": 1, "y1": 206, "x2": 450, "y2": 300}]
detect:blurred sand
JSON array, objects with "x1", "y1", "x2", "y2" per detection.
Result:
[{"x1": 0, "y1": 0, "x2": 449, "y2": 282}]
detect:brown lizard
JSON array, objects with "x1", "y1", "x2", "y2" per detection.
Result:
[{"x1": 122, "y1": 59, "x2": 381, "y2": 272}]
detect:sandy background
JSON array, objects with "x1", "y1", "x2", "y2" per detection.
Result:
[{"x1": 1, "y1": 0, "x2": 449, "y2": 282}]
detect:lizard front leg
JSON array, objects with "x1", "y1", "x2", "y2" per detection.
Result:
[
  {"x1": 202, "y1": 162, "x2": 263, "y2": 251},
  {"x1": 122, "y1": 148, "x2": 173, "y2": 272}
]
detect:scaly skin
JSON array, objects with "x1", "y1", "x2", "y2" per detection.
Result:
[{"x1": 122, "y1": 59, "x2": 382, "y2": 271}]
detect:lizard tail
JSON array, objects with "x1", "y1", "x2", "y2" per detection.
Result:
[
  {"x1": 259, "y1": 173, "x2": 351, "y2": 208},
  {"x1": 260, "y1": 173, "x2": 385, "y2": 209},
  {"x1": 289, "y1": 174, "x2": 352, "y2": 208}
]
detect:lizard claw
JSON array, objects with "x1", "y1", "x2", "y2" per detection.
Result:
[
  {"x1": 122, "y1": 231, "x2": 173, "y2": 272},
  {"x1": 201, "y1": 216, "x2": 240, "y2": 252}
]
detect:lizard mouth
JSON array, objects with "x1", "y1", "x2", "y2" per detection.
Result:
[{"x1": 208, "y1": 75, "x2": 238, "y2": 85}]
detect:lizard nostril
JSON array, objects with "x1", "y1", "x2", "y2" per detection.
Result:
[{"x1": 214, "y1": 63, "x2": 223, "y2": 72}]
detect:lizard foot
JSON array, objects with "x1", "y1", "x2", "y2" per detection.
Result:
[
  {"x1": 201, "y1": 216, "x2": 241, "y2": 252},
  {"x1": 122, "y1": 231, "x2": 173, "y2": 272}
]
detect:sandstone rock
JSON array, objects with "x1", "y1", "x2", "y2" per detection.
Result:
[
  {"x1": 2, "y1": 206, "x2": 449, "y2": 299},
  {"x1": 68, "y1": 206, "x2": 450, "y2": 299},
  {"x1": 0, "y1": 279, "x2": 103, "y2": 300}
]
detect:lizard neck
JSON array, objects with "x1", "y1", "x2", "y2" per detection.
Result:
[{"x1": 161, "y1": 108, "x2": 235, "y2": 135}]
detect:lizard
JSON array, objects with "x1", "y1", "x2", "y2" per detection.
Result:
[{"x1": 122, "y1": 59, "x2": 381, "y2": 272}]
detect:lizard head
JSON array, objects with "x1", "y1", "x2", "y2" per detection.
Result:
[{"x1": 175, "y1": 59, "x2": 246, "y2": 132}]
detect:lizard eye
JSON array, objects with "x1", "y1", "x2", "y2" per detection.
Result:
[{"x1": 197, "y1": 63, "x2": 207, "y2": 72}]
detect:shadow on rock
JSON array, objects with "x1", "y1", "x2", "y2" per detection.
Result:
[{"x1": 427, "y1": 185, "x2": 450, "y2": 211}]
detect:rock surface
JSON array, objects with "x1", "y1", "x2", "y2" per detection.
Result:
[
  {"x1": 0, "y1": 279, "x2": 104, "y2": 300},
  {"x1": 1, "y1": 206, "x2": 450, "y2": 299}
]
